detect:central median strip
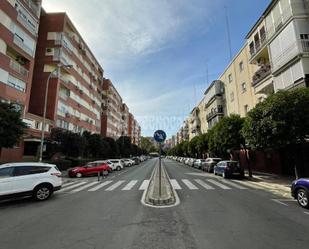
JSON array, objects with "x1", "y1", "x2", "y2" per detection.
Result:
[{"x1": 142, "y1": 159, "x2": 179, "y2": 207}]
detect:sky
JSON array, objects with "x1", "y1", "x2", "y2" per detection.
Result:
[{"x1": 42, "y1": 0, "x2": 271, "y2": 138}]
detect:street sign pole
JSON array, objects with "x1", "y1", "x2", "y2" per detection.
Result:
[
  {"x1": 159, "y1": 142, "x2": 162, "y2": 198},
  {"x1": 153, "y1": 130, "x2": 166, "y2": 199}
]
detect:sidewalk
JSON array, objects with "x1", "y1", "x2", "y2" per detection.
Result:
[{"x1": 245, "y1": 171, "x2": 295, "y2": 198}]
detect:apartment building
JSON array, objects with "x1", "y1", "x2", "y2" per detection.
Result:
[
  {"x1": 101, "y1": 78, "x2": 124, "y2": 139},
  {"x1": 132, "y1": 118, "x2": 141, "y2": 146},
  {"x1": 189, "y1": 107, "x2": 201, "y2": 140},
  {"x1": 0, "y1": 0, "x2": 43, "y2": 161},
  {"x1": 29, "y1": 11, "x2": 103, "y2": 140},
  {"x1": 219, "y1": 46, "x2": 258, "y2": 117},
  {"x1": 121, "y1": 103, "x2": 129, "y2": 136},
  {"x1": 246, "y1": 0, "x2": 309, "y2": 102}
]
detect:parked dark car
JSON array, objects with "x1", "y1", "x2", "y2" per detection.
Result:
[
  {"x1": 214, "y1": 161, "x2": 244, "y2": 178},
  {"x1": 204, "y1": 158, "x2": 222, "y2": 172},
  {"x1": 291, "y1": 178, "x2": 309, "y2": 209}
]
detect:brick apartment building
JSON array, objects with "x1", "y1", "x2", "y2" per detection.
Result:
[
  {"x1": 0, "y1": 2, "x2": 141, "y2": 162},
  {"x1": 29, "y1": 11, "x2": 103, "y2": 138},
  {"x1": 0, "y1": 0, "x2": 45, "y2": 161},
  {"x1": 101, "y1": 78, "x2": 123, "y2": 139}
]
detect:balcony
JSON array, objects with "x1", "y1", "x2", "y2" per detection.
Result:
[
  {"x1": 249, "y1": 33, "x2": 268, "y2": 61},
  {"x1": 13, "y1": 34, "x2": 34, "y2": 56},
  {"x1": 271, "y1": 39, "x2": 309, "y2": 73},
  {"x1": 252, "y1": 64, "x2": 271, "y2": 86},
  {"x1": 17, "y1": 12, "x2": 37, "y2": 36},
  {"x1": 206, "y1": 106, "x2": 224, "y2": 121},
  {"x1": 24, "y1": 0, "x2": 41, "y2": 17},
  {"x1": 9, "y1": 58, "x2": 29, "y2": 77}
]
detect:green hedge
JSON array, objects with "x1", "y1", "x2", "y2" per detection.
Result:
[{"x1": 44, "y1": 159, "x2": 72, "y2": 171}]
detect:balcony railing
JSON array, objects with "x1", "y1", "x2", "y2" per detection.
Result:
[
  {"x1": 252, "y1": 64, "x2": 271, "y2": 86},
  {"x1": 9, "y1": 58, "x2": 29, "y2": 77},
  {"x1": 13, "y1": 34, "x2": 34, "y2": 56},
  {"x1": 24, "y1": 0, "x2": 40, "y2": 17},
  {"x1": 206, "y1": 106, "x2": 224, "y2": 121},
  {"x1": 17, "y1": 13, "x2": 37, "y2": 36}
]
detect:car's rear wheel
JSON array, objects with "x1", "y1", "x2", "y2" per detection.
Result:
[
  {"x1": 76, "y1": 173, "x2": 83, "y2": 178},
  {"x1": 297, "y1": 189, "x2": 309, "y2": 209},
  {"x1": 33, "y1": 184, "x2": 52, "y2": 201},
  {"x1": 117, "y1": 166, "x2": 121, "y2": 171}
]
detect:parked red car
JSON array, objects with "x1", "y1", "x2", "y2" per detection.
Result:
[{"x1": 68, "y1": 162, "x2": 111, "y2": 178}]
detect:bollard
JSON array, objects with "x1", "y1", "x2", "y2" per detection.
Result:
[{"x1": 97, "y1": 171, "x2": 100, "y2": 181}]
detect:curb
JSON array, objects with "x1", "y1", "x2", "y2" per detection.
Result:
[{"x1": 142, "y1": 159, "x2": 179, "y2": 207}]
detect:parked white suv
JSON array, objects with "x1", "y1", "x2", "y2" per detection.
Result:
[
  {"x1": 108, "y1": 159, "x2": 124, "y2": 171},
  {"x1": 0, "y1": 162, "x2": 62, "y2": 201},
  {"x1": 123, "y1": 159, "x2": 135, "y2": 167}
]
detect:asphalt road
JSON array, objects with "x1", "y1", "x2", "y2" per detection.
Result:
[{"x1": 0, "y1": 158, "x2": 308, "y2": 249}]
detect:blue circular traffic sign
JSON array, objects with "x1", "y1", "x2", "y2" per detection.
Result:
[{"x1": 153, "y1": 130, "x2": 166, "y2": 143}]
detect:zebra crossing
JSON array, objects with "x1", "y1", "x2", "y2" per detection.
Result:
[{"x1": 58, "y1": 178, "x2": 254, "y2": 195}]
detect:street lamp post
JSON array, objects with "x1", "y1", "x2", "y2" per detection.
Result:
[{"x1": 39, "y1": 64, "x2": 72, "y2": 162}]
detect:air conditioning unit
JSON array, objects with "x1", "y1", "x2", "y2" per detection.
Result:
[{"x1": 65, "y1": 112, "x2": 70, "y2": 117}]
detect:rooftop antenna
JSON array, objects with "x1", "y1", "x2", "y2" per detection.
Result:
[{"x1": 225, "y1": 6, "x2": 233, "y2": 61}]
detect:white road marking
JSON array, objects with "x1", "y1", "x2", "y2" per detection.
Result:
[
  {"x1": 230, "y1": 180, "x2": 262, "y2": 189},
  {"x1": 170, "y1": 179, "x2": 182, "y2": 190},
  {"x1": 271, "y1": 199, "x2": 288, "y2": 206},
  {"x1": 194, "y1": 179, "x2": 215, "y2": 190},
  {"x1": 62, "y1": 181, "x2": 77, "y2": 187},
  {"x1": 58, "y1": 181, "x2": 88, "y2": 192},
  {"x1": 122, "y1": 180, "x2": 138, "y2": 190},
  {"x1": 88, "y1": 181, "x2": 113, "y2": 191},
  {"x1": 182, "y1": 179, "x2": 199, "y2": 190},
  {"x1": 207, "y1": 179, "x2": 231, "y2": 190},
  {"x1": 70, "y1": 182, "x2": 98, "y2": 193},
  {"x1": 220, "y1": 179, "x2": 247, "y2": 189},
  {"x1": 139, "y1": 180, "x2": 150, "y2": 190},
  {"x1": 304, "y1": 212, "x2": 309, "y2": 215},
  {"x1": 105, "y1": 180, "x2": 125, "y2": 191}
]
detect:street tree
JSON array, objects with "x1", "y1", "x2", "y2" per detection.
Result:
[
  {"x1": 242, "y1": 88, "x2": 309, "y2": 178},
  {"x1": 0, "y1": 102, "x2": 27, "y2": 156},
  {"x1": 208, "y1": 114, "x2": 245, "y2": 159}
]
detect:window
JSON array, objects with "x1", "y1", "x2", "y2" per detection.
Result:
[
  {"x1": 300, "y1": 34, "x2": 309, "y2": 40},
  {"x1": 56, "y1": 119, "x2": 69, "y2": 130},
  {"x1": 241, "y1": 82, "x2": 247, "y2": 93},
  {"x1": 228, "y1": 74, "x2": 233, "y2": 83},
  {"x1": 230, "y1": 92, "x2": 234, "y2": 102},
  {"x1": 35, "y1": 121, "x2": 40, "y2": 129},
  {"x1": 239, "y1": 61, "x2": 244, "y2": 72},
  {"x1": 244, "y1": 105, "x2": 249, "y2": 115},
  {"x1": 13, "y1": 166, "x2": 50, "y2": 176},
  {"x1": 0, "y1": 167, "x2": 13, "y2": 178}
]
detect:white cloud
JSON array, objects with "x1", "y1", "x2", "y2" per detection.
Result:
[{"x1": 42, "y1": 0, "x2": 219, "y2": 66}]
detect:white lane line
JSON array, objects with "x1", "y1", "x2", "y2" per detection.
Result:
[
  {"x1": 122, "y1": 180, "x2": 138, "y2": 190},
  {"x1": 88, "y1": 181, "x2": 113, "y2": 191},
  {"x1": 220, "y1": 179, "x2": 247, "y2": 189},
  {"x1": 304, "y1": 212, "x2": 309, "y2": 215},
  {"x1": 62, "y1": 181, "x2": 77, "y2": 187},
  {"x1": 58, "y1": 181, "x2": 88, "y2": 192},
  {"x1": 194, "y1": 179, "x2": 215, "y2": 190},
  {"x1": 139, "y1": 180, "x2": 150, "y2": 190},
  {"x1": 170, "y1": 179, "x2": 182, "y2": 190},
  {"x1": 105, "y1": 180, "x2": 125, "y2": 191},
  {"x1": 207, "y1": 179, "x2": 231, "y2": 190},
  {"x1": 70, "y1": 182, "x2": 98, "y2": 193},
  {"x1": 182, "y1": 179, "x2": 199, "y2": 190},
  {"x1": 271, "y1": 199, "x2": 288, "y2": 206}
]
